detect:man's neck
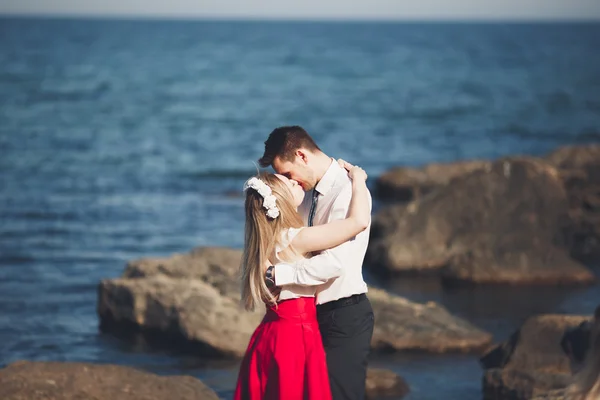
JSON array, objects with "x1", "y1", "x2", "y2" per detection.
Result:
[{"x1": 313, "y1": 152, "x2": 333, "y2": 183}]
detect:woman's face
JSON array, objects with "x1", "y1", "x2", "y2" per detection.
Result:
[{"x1": 276, "y1": 174, "x2": 305, "y2": 208}]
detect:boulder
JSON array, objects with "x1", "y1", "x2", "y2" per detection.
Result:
[
  {"x1": 369, "y1": 288, "x2": 492, "y2": 353},
  {"x1": 545, "y1": 144, "x2": 600, "y2": 263},
  {"x1": 99, "y1": 248, "x2": 493, "y2": 356},
  {"x1": 124, "y1": 247, "x2": 242, "y2": 298},
  {"x1": 99, "y1": 247, "x2": 265, "y2": 358},
  {"x1": 481, "y1": 314, "x2": 590, "y2": 372},
  {"x1": 480, "y1": 314, "x2": 591, "y2": 400},
  {"x1": 483, "y1": 369, "x2": 570, "y2": 400},
  {"x1": 366, "y1": 157, "x2": 596, "y2": 284},
  {"x1": 366, "y1": 368, "x2": 410, "y2": 399},
  {"x1": 98, "y1": 274, "x2": 264, "y2": 358},
  {"x1": 531, "y1": 389, "x2": 567, "y2": 400},
  {"x1": 376, "y1": 160, "x2": 490, "y2": 202},
  {"x1": 0, "y1": 361, "x2": 219, "y2": 400}
]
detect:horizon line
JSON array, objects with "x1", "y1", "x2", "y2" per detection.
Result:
[{"x1": 1, "y1": 12, "x2": 600, "y2": 24}]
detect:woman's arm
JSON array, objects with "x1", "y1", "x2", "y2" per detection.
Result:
[{"x1": 289, "y1": 162, "x2": 370, "y2": 255}]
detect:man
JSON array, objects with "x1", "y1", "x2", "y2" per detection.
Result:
[{"x1": 259, "y1": 125, "x2": 374, "y2": 400}]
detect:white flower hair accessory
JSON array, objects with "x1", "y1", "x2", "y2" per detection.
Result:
[{"x1": 243, "y1": 177, "x2": 280, "y2": 219}]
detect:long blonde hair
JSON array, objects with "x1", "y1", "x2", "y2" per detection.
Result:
[
  {"x1": 568, "y1": 306, "x2": 600, "y2": 400},
  {"x1": 240, "y1": 172, "x2": 304, "y2": 311}
]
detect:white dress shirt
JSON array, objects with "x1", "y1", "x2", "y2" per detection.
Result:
[
  {"x1": 274, "y1": 159, "x2": 371, "y2": 305},
  {"x1": 275, "y1": 227, "x2": 318, "y2": 301}
]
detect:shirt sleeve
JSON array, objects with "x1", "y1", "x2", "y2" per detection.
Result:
[
  {"x1": 274, "y1": 183, "x2": 369, "y2": 287},
  {"x1": 274, "y1": 250, "x2": 343, "y2": 286},
  {"x1": 282, "y1": 227, "x2": 303, "y2": 248}
]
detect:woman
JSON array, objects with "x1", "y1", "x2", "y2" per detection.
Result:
[
  {"x1": 234, "y1": 162, "x2": 370, "y2": 400},
  {"x1": 566, "y1": 306, "x2": 600, "y2": 400}
]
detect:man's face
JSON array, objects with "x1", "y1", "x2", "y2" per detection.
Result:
[{"x1": 272, "y1": 153, "x2": 317, "y2": 192}]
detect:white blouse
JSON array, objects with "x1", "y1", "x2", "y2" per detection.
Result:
[{"x1": 274, "y1": 227, "x2": 316, "y2": 301}]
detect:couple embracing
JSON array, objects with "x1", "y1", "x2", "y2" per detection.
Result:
[{"x1": 234, "y1": 126, "x2": 374, "y2": 400}]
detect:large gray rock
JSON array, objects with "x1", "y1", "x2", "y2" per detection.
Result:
[
  {"x1": 483, "y1": 369, "x2": 570, "y2": 400},
  {"x1": 124, "y1": 246, "x2": 243, "y2": 298},
  {"x1": 530, "y1": 389, "x2": 567, "y2": 400},
  {"x1": 98, "y1": 274, "x2": 264, "y2": 358},
  {"x1": 480, "y1": 314, "x2": 592, "y2": 400},
  {"x1": 98, "y1": 247, "x2": 493, "y2": 356},
  {"x1": 545, "y1": 144, "x2": 600, "y2": 263},
  {"x1": 0, "y1": 361, "x2": 219, "y2": 400},
  {"x1": 376, "y1": 160, "x2": 490, "y2": 202},
  {"x1": 99, "y1": 247, "x2": 265, "y2": 357},
  {"x1": 369, "y1": 288, "x2": 492, "y2": 353},
  {"x1": 366, "y1": 368, "x2": 410, "y2": 399},
  {"x1": 366, "y1": 157, "x2": 596, "y2": 284}
]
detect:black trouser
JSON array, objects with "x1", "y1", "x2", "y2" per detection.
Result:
[{"x1": 317, "y1": 294, "x2": 375, "y2": 400}]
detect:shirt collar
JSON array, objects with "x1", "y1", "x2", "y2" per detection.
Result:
[{"x1": 315, "y1": 158, "x2": 341, "y2": 196}]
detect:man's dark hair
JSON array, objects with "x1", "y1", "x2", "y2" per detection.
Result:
[{"x1": 258, "y1": 126, "x2": 321, "y2": 168}]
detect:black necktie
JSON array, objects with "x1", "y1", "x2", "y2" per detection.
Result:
[{"x1": 308, "y1": 189, "x2": 319, "y2": 227}]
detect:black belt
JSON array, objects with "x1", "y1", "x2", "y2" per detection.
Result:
[{"x1": 317, "y1": 293, "x2": 367, "y2": 313}]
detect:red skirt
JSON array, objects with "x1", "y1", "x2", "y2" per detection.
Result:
[{"x1": 233, "y1": 297, "x2": 332, "y2": 400}]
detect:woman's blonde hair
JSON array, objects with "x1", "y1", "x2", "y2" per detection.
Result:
[
  {"x1": 568, "y1": 306, "x2": 600, "y2": 400},
  {"x1": 240, "y1": 172, "x2": 304, "y2": 311}
]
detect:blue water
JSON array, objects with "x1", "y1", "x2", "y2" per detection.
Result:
[{"x1": 1, "y1": 17, "x2": 599, "y2": 399}]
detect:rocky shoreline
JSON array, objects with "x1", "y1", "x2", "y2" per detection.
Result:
[
  {"x1": 97, "y1": 247, "x2": 493, "y2": 357},
  {"x1": 94, "y1": 245, "x2": 492, "y2": 399},
  {"x1": 3, "y1": 144, "x2": 598, "y2": 400},
  {"x1": 0, "y1": 360, "x2": 410, "y2": 400}
]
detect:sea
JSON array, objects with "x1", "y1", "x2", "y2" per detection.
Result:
[{"x1": 1, "y1": 17, "x2": 599, "y2": 399}]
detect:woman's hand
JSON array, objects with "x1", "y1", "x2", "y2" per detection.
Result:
[
  {"x1": 349, "y1": 166, "x2": 367, "y2": 181},
  {"x1": 338, "y1": 159, "x2": 367, "y2": 181},
  {"x1": 290, "y1": 158, "x2": 371, "y2": 254}
]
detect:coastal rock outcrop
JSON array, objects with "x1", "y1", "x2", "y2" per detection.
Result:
[
  {"x1": 376, "y1": 160, "x2": 490, "y2": 202},
  {"x1": 367, "y1": 157, "x2": 595, "y2": 285},
  {"x1": 545, "y1": 144, "x2": 600, "y2": 263},
  {"x1": 0, "y1": 361, "x2": 219, "y2": 400},
  {"x1": 369, "y1": 288, "x2": 492, "y2": 353},
  {"x1": 366, "y1": 368, "x2": 410, "y2": 399},
  {"x1": 480, "y1": 314, "x2": 592, "y2": 400},
  {"x1": 98, "y1": 248, "x2": 492, "y2": 356}
]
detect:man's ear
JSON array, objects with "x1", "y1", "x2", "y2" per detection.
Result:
[{"x1": 296, "y1": 149, "x2": 309, "y2": 164}]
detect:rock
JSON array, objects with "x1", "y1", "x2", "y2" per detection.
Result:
[
  {"x1": 483, "y1": 369, "x2": 570, "y2": 400},
  {"x1": 480, "y1": 314, "x2": 592, "y2": 400},
  {"x1": 366, "y1": 368, "x2": 410, "y2": 399},
  {"x1": 366, "y1": 157, "x2": 596, "y2": 284},
  {"x1": 531, "y1": 388, "x2": 567, "y2": 400},
  {"x1": 545, "y1": 144, "x2": 600, "y2": 172},
  {"x1": 99, "y1": 247, "x2": 493, "y2": 357},
  {"x1": 124, "y1": 247, "x2": 243, "y2": 298},
  {"x1": 0, "y1": 361, "x2": 219, "y2": 400},
  {"x1": 376, "y1": 160, "x2": 490, "y2": 202},
  {"x1": 369, "y1": 288, "x2": 492, "y2": 353},
  {"x1": 98, "y1": 274, "x2": 264, "y2": 358},
  {"x1": 545, "y1": 144, "x2": 600, "y2": 263},
  {"x1": 99, "y1": 247, "x2": 265, "y2": 358},
  {"x1": 481, "y1": 315, "x2": 589, "y2": 372}
]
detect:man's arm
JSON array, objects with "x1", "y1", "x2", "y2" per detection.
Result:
[
  {"x1": 274, "y1": 250, "x2": 342, "y2": 286},
  {"x1": 274, "y1": 183, "x2": 371, "y2": 287}
]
